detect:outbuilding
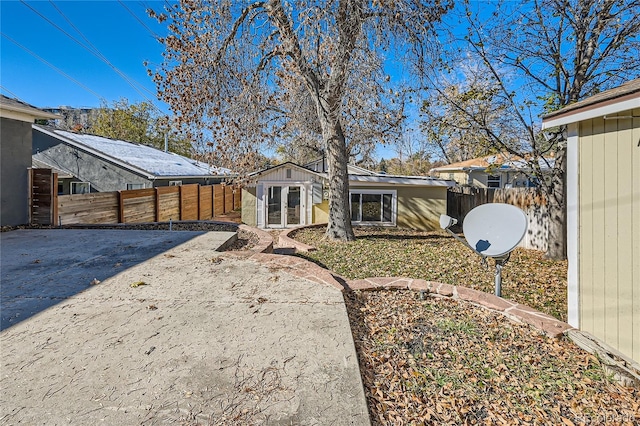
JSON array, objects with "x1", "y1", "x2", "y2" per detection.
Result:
[
  {"x1": 542, "y1": 78, "x2": 640, "y2": 364},
  {"x1": 241, "y1": 162, "x2": 453, "y2": 230}
]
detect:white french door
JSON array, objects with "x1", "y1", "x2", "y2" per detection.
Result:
[{"x1": 266, "y1": 185, "x2": 303, "y2": 228}]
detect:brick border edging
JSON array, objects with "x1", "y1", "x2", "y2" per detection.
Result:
[
  {"x1": 234, "y1": 225, "x2": 573, "y2": 339},
  {"x1": 238, "y1": 224, "x2": 274, "y2": 254},
  {"x1": 348, "y1": 277, "x2": 574, "y2": 338},
  {"x1": 279, "y1": 224, "x2": 326, "y2": 252}
]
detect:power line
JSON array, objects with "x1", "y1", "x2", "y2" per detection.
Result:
[
  {"x1": 119, "y1": 0, "x2": 160, "y2": 39},
  {"x1": 18, "y1": 0, "x2": 157, "y2": 103},
  {"x1": 47, "y1": 0, "x2": 157, "y2": 100},
  {"x1": 0, "y1": 85, "x2": 25, "y2": 101},
  {"x1": 1, "y1": 32, "x2": 105, "y2": 100}
]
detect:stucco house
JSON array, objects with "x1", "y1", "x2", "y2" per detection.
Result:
[
  {"x1": 32, "y1": 125, "x2": 232, "y2": 193},
  {"x1": 241, "y1": 162, "x2": 453, "y2": 230},
  {"x1": 0, "y1": 96, "x2": 59, "y2": 226},
  {"x1": 542, "y1": 78, "x2": 640, "y2": 364},
  {"x1": 430, "y1": 152, "x2": 553, "y2": 188}
]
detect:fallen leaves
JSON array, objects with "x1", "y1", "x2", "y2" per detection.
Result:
[
  {"x1": 343, "y1": 290, "x2": 639, "y2": 425},
  {"x1": 294, "y1": 227, "x2": 569, "y2": 321},
  {"x1": 130, "y1": 281, "x2": 147, "y2": 288}
]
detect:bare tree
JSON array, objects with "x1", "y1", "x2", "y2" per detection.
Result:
[
  {"x1": 423, "y1": 0, "x2": 640, "y2": 259},
  {"x1": 148, "y1": 0, "x2": 451, "y2": 240}
]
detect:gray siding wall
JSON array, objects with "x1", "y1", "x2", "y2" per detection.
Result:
[
  {"x1": 33, "y1": 131, "x2": 150, "y2": 192},
  {"x1": 1, "y1": 118, "x2": 32, "y2": 226}
]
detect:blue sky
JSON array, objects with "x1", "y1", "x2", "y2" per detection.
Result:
[
  {"x1": 1, "y1": 1, "x2": 167, "y2": 110},
  {"x1": 1, "y1": 0, "x2": 417, "y2": 160}
]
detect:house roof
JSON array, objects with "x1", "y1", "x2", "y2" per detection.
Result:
[
  {"x1": 430, "y1": 152, "x2": 553, "y2": 173},
  {"x1": 542, "y1": 78, "x2": 640, "y2": 129},
  {"x1": 250, "y1": 161, "x2": 452, "y2": 187},
  {"x1": 33, "y1": 125, "x2": 232, "y2": 179},
  {"x1": 32, "y1": 158, "x2": 74, "y2": 179},
  {"x1": 0, "y1": 95, "x2": 60, "y2": 122}
]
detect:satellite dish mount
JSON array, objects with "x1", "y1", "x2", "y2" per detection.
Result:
[{"x1": 440, "y1": 203, "x2": 528, "y2": 297}]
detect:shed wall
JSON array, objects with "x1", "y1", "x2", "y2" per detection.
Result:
[
  {"x1": 578, "y1": 107, "x2": 640, "y2": 363},
  {"x1": 396, "y1": 186, "x2": 447, "y2": 231},
  {"x1": 242, "y1": 187, "x2": 257, "y2": 227}
]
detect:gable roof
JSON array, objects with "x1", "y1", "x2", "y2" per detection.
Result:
[
  {"x1": 33, "y1": 125, "x2": 232, "y2": 179},
  {"x1": 248, "y1": 161, "x2": 324, "y2": 179},
  {"x1": 542, "y1": 78, "x2": 640, "y2": 129},
  {"x1": 1, "y1": 95, "x2": 60, "y2": 122},
  {"x1": 430, "y1": 152, "x2": 553, "y2": 173},
  {"x1": 250, "y1": 161, "x2": 452, "y2": 187}
]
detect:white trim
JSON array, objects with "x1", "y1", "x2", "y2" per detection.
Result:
[
  {"x1": 349, "y1": 189, "x2": 397, "y2": 226},
  {"x1": 349, "y1": 175, "x2": 453, "y2": 187},
  {"x1": 71, "y1": 181, "x2": 91, "y2": 194},
  {"x1": 542, "y1": 97, "x2": 640, "y2": 129},
  {"x1": 566, "y1": 122, "x2": 580, "y2": 328},
  {"x1": 262, "y1": 183, "x2": 309, "y2": 228}
]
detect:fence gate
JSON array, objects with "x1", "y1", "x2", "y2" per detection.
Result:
[{"x1": 29, "y1": 168, "x2": 58, "y2": 226}]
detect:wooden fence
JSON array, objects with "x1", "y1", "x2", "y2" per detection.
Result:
[
  {"x1": 447, "y1": 186, "x2": 549, "y2": 252},
  {"x1": 49, "y1": 183, "x2": 241, "y2": 226},
  {"x1": 29, "y1": 168, "x2": 58, "y2": 226}
]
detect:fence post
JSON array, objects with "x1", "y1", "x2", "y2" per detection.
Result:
[
  {"x1": 118, "y1": 191, "x2": 124, "y2": 223},
  {"x1": 52, "y1": 172, "x2": 58, "y2": 226},
  {"x1": 155, "y1": 187, "x2": 160, "y2": 222}
]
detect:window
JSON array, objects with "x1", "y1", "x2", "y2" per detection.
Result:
[
  {"x1": 71, "y1": 182, "x2": 90, "y2": 194},
  {"x1": 350, "y1": 190, "x2": 396, "y2": 225},
  {"x1": 169, "y1": 181, "x2": 182, "y2": 186},
  {"x1": 126, "y1": 183, "x2": 145, "y2": 190},
  {"x1": 487, "y1": 175, "x2": 501, "y2": 188},
  {"x1": 286, "y1": 168, "x2": 292, "y2": 178}
]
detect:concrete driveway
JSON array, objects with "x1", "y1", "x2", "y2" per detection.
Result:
[{"x1": 0, "y1": 230, "x2": 369, "y2": 425}]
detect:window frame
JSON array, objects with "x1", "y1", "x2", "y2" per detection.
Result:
[
  {"x1": 126, "y1": 183, "x2": 145, "y2": 190},
  {"x1": 349, "y1": 189, "x2": 397, "y2": 226},
  {"x1": 487, "y1": 174, "x2": 501, "y2": 188},
  {"x1": 168, "y1": 180, "x2": 182, "y2": 186},
  {"x1": 71, "y1": 181, "x2": 90, "y2": 194}
]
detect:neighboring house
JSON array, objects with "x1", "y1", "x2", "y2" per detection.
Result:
[
  {"x1": 0, "y1": 96, "x2": 59, "y2": 226},
  {"x1": 542, "y1": 78, "x2": 640, "y2": 364},
  {"x1": 241, "y1": 162, "x2": 453, "y2": 230},
  {"x1": 430, "y1": 152, "x2": 553, "y2": 188},
  {"x1": 32, "y1": 125, "x2": 232, "y2": 193}
]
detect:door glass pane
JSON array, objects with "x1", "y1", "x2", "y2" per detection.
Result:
[
  {"x1": 350, "y1": 193, "x2": 360, "y2": 221},
  {"x1": 267, "y1": 186, "x2": 282, "y2": 225},
  {"x1": 362, "y1": 194, "x2": 382, "y2": 221},
  {"x1": 287, "y1": 186, "x2": 301, "y2": 225},
  {"x1": 382, "y1": 194, "x2": 392, "y2": 222}
]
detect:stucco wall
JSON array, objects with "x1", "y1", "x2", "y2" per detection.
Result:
[
  {"x1": 578, "y1": 108, "x2": 640, "y2": 363},
  {"x1": 396, "y1": 186, "x2": 447, "y2": 231},
  {"x1": 241, "y1": 187, "x2": 257, "y2": 226},
  {"x1": 33, "y1": 131, "x2": 149, "y2": 192},
  {"x1": 1, "y1": 118, "x2": 32, "y2": 226}
]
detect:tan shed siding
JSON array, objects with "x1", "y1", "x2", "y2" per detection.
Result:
[
  {"x1": 579, "y1": 108, "x2": 640, "y2": 363},
  {"x1": 396, "y1": 187, "x2": 447, "y2": 231},
  {"x1": 312, "y1": 200, "x2": 329, "y2": 224},
  {"x1": 241, "y1": 187, "x2": 257, "y2": 227}
]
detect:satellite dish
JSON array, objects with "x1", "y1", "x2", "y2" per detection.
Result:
[
  {"x1": 462, "y1": 203, "x2": 528, "y2": 258},
  {"x1": 440, "y1": 203, "x2": 528, "y2": 297}
]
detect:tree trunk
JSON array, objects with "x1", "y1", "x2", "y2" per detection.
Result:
[
  {"x1": 323, "y1": 119, "x2": 355, "y2": 241},
  {"x1": 546, "y1": 145, "x2": 567, "y2": 260}
]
